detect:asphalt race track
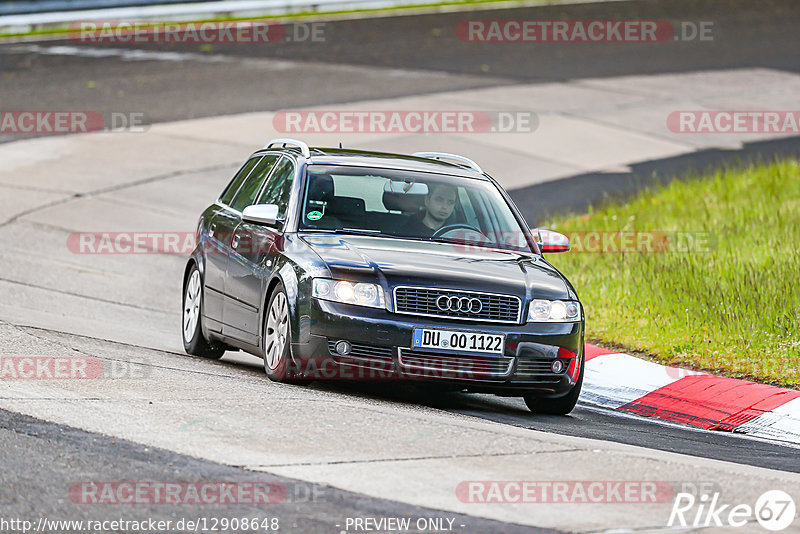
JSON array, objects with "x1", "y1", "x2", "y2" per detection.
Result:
[
  {"x1": 1, "y1": 0, "x2": 799, "y2": 532},
  {"x1": 2, "y1": 0, "x2": 800, "y2": 126},
  {"x1": 0, "y1": 409, "x2": 555, "y2": 534}
]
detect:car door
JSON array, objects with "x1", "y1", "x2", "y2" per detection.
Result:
[
  {"x1": 220, "y1": 154, "x2": 282, "y2": 344},
  {"x1": 203, "y1": 155, "x2": 262, "y2": 328}
]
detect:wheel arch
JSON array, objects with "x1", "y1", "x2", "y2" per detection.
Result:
[
  {"x1": 183, "y1": 258, "x2": 197, "y2": 290},
  {"x1": 183, "y1": 251, "x2": 206, "y2": 288},
  {"x1": 260, "y1": 263, "x2": 301, "y2": 347}
]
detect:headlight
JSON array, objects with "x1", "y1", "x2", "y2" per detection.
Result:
[
  {"x1": 312, "y1": 279, "x2": 385, "y2": 308},
  {"x1": 527, "y1": 299, "x2": 581, "y2": 322}
]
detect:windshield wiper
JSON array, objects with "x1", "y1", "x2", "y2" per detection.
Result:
[
  {"x1": 428, "y1": 236, "x2": 501, "y2": 248},
  {"x1": 428, "y1": 236, "x2": 535, "y2": 258},
  {"x1": 301, "y1": 228, "x2": 393, "y2": 238}
]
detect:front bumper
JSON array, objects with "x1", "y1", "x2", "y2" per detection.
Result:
[{"x1": 291, "y1": 298, "x2": 584, "y2": 396}]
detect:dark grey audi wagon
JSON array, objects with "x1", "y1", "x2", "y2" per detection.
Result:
[{"x1": 182, "y1": 139, "x2": 584, "y2": 414}]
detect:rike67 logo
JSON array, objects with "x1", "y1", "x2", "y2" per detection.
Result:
[{"x1": 669, "y1": 490, "x2": 796, "y2": 531}]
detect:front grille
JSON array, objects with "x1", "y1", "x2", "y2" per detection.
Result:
[
  {"x1": 327, "y1": 340, "x2": 394, "y2": 370},
  {"x1": 398, "y1": 348, "x2": 513, "y2": 380},
  {"x1": 511, "y1": 358, "x2": 565, "y2": 384},
  {"x1": 394, "y1": 286, "x2": 521, "y2": 323}
]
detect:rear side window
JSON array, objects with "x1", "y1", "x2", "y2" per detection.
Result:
[
  {"x1": 256, "y1": 157, "x2": 295, "y2": 219},
  {"x1": 219, "y1": 156, "x2": 261, "y2": 205},
  {"x1": 229, "y1": 155, "x2": 280, "y2": 212}
]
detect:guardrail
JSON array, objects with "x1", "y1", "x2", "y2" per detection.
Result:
[
  {"x1": 0, "y1": 0, "x2": 449, "y2": 30},
  {"x1": 1, "y1": 0, "x2": 194, "y2": 16}
]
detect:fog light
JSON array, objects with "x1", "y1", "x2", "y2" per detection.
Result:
[
  {"x1": 551, "y1": 359, "x2": 565, "y2": 374},
  {"x1": 335, "y1": 340, "x2": 352, "y2": 356}
]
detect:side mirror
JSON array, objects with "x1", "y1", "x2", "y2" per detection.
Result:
[
  {"x1": 534, "y1": 228, "x2": 570, "y2": 253},
  {"x1": 242, "y1": 204, "x2": 280, "y2": 225}
]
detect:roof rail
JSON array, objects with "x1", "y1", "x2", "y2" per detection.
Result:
[
  {"x1": 412, "y1": 152, "x2": 483, "y2": 174},
  {"x1": 264, "y1": 138, "x2": 311, "y2": 158}
]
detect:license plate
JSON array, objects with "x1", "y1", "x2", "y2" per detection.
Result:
[{"x1": 412, "y1": 328, "x2": 505, "y2": 355}]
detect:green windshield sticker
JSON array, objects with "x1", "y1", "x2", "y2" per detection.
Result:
[{"x1": 307, "y1": 211, "x2": 323, "y2": 221}]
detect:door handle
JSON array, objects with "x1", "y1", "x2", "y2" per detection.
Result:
[{"x1": 231, "y1": 233, "x2": 240, "y2": 249}]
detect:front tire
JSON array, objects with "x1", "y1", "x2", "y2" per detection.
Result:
[
  {"x1": 263, "y1": 283, "x2": 309, "y2": 384},
  {"x1": 523, "y1": 358, "x2": 584, "y2": 415},
  {"x1": 182, "y1": 264, "x2": 225, "y2": 359}
]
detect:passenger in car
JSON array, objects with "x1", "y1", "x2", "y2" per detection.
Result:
[{"x1": 400, "y1": 183, "x2": 458, "y2": 238}]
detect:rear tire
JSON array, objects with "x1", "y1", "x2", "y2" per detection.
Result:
[
  {"x1": 523, "y1": 358, "x2": 583, "y2": 415},
  {"x1": 263, "y1": 282, "x2": 310, "y2": 385},
  {"x1": 182, "y1": 264, "x2": 225, "y2": 360}
]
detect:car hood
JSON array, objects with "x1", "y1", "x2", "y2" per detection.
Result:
[{"x1": 301, "y1": 234, "x2": 571, "y2": 301}]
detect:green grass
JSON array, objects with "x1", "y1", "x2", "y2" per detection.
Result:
[
  {"x1": 0, "y1": 0, "x2": 545, "y2": 39},
  {"x1": 545, "y1": 159, "x2": 800, "y2": 388}
]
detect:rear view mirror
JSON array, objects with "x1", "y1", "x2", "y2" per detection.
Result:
[
  {"x1": 242, "y1": 204, "x2": 280, "y2": 225},
  {"x1": 383, "y1": 180, "x2": 429, "y2": 195},
  {"x1": 534, "y1": 228, "x2": 570, "y2": 253}
]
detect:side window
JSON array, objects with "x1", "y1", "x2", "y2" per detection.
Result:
[
  {"x1": 256, "y1": 158, "x2": 295, "y2": 219},
  {"x1": 229, "y1": 155, "x2": 279, "y2": 212},
  {"x1": 220, "y1": 156, "x2": 261, "y2": 205}
]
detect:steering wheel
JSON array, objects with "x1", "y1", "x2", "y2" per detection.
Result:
[{"x1": 432, "y1": 223, "x2": 491, "y2": 244}]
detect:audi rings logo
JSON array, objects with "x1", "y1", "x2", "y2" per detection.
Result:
[{"x1": 436, "y1": 295, "x2": 483, "y2": 314}]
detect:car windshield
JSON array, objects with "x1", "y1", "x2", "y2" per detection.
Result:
[{"x1": 298, "y1": 165, "x2": 533, "y2": 253}]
